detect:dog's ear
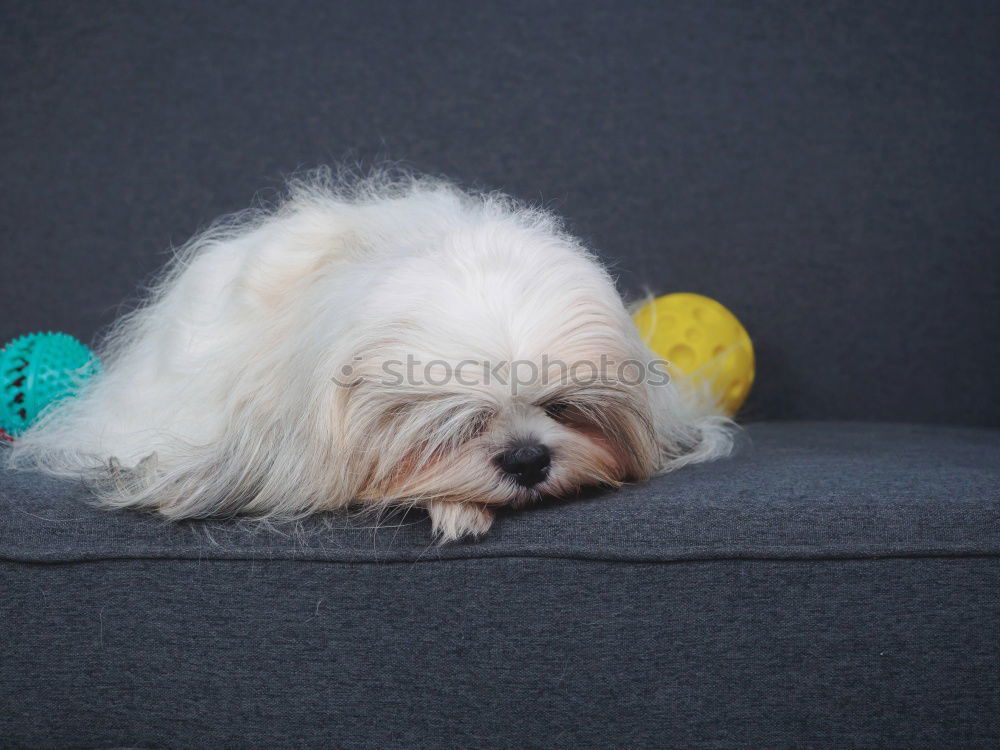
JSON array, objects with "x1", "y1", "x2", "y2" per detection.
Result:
[
  {"x1": 151, "y1": 203, "x2": 360, "y2": 366},
  {"x1": 231, "y1": 206, "x2": 357, "y2": 309}
]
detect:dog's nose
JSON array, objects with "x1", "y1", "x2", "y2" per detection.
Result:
[{"x1": 497, "y1": 442, "x2": 551, "y2": 487}]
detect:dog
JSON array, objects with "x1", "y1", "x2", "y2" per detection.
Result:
[{"x1": 7, "y1": 170, "x2": 733, "y2": 541}]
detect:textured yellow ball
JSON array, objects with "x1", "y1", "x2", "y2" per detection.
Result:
[{"x1": 632, "y1": 293, "x2": 754, "y2": 417}]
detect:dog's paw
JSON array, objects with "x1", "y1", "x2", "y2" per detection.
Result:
[{"x1": 427, "y1": 502, "x2": 494, "y2": 543}]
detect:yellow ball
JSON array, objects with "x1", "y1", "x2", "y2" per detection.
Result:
[{"x1": 632, "y1": 293, "x2": 754, "y2": 417}]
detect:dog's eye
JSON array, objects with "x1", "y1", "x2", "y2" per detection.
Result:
[
  {"x1": 466, "y1": 411, "x2": 492, "y2": 439},
  {"x1": 543, "y1": 401, "x2": 571, "y2": 420}
]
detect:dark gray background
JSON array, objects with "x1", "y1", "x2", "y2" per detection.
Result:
[{"x1": 2, "y1": 0, "x2": 998, "y2": 425}]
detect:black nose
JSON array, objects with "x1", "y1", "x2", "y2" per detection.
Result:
[{"x1": 497, "y1": 442, "x2": 551, "y2": 487}]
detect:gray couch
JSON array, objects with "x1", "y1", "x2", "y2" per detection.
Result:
[{"x1": 2, "y1": 2, "x2": 998, "y2": 748}]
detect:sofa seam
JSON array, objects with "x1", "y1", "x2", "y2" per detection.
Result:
[{"x1": 3, "y1": 550, "x2": 1000, "y2": 566}]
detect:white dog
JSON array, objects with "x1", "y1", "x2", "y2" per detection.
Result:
[{"x1": 7, "y1": 171, "x2": 733, "y2": 540}]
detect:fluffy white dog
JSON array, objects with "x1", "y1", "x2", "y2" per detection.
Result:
[{"x1": 8, "y1": 171, "x2": 733, "y2": 540}]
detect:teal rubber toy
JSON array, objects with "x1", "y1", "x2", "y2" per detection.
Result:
[{"x1": 0, "y1": 332, "x2": 101, "y2": 436}]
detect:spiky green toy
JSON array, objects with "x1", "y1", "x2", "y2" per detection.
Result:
[{"x1": 0, "y1": 332, "x2": 101, "y2": 437}]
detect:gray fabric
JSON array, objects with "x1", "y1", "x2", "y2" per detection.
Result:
[
  {"x1": 2, "y1": 422, "x2": 998, "y2": 563},
  {"x1": 2, "y1": 557, "x2": 998, "y2": 747},
  {"x1": 2, "y1": 423, "x2": 999, "y2": 747},
  {"x1": 2, "y1": 1, "x2": 998, "y2": 425}
]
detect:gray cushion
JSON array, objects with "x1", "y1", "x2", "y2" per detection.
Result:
[
  {"x1": 2, "y1": 422, "x2": 998, "y2": 563},
  {"x1": 2, "y1": 422, "x2": 998, "y2": 748}
]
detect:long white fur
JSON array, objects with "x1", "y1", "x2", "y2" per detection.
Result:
[{"x1": 6, "y1": 170, "x2": 733, "y2": 541}]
